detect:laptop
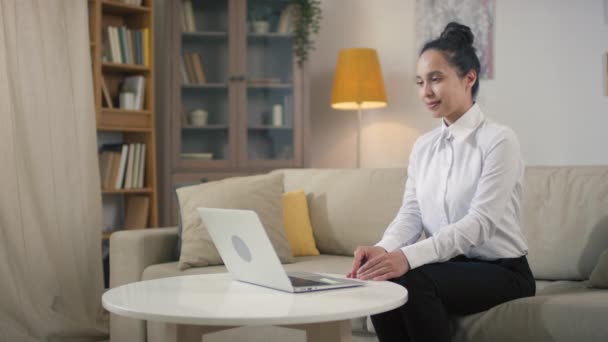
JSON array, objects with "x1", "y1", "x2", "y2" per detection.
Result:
[{"x1": 197, "y1": 207, "x2": 364, "y2": 293}]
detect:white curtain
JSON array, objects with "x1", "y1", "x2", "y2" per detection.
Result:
[{"x1": 0, "y1": 1, "x2": 108, "y2": 341}]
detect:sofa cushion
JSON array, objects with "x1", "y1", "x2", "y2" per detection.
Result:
[
  {"x1": 522, "y1": 166, "x2": 608, "y2": 280},
  {"x1": 451, "y1": 280, "x2": 608, "y2": 342},
  {"x1": 589, "y1": 249, "x2": 608, "y2": 288},
  {"x1": 274, "y1": 168, "x2": 407, "y2": 256},
  {"x1": 176, "y1": 173, "x2": 293, "y2": 270},
  {"x1": 282, "y1": 189, "x2": 320, "y2": 256}
]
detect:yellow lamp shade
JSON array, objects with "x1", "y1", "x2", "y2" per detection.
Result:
[{"x1": 331, "y1": 48, "x2": 388, "y2": 110}]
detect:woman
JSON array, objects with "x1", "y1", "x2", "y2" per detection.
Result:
[{"x1": 347, "y1": 22, "x2": 536, "y2": 342}]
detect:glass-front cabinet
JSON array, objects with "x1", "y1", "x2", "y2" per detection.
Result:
[{"x1": 171, "y1": 0, "x2": 304, "y2": 170}]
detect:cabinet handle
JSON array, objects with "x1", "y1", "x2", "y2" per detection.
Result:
[
  {"x1": 228, "y1": 75, "x2": 237, "y2": 82},
  {"x1": 200, "y1": 178, "x2": 209, "y2": 183}
]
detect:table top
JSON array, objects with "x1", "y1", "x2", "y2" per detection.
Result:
[{"x1": 102, "y1": 273, "x2": 408, "y2": 326}]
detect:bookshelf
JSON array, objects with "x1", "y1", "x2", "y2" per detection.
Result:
[
  {"x1": 156, "y1": 0, "x2": 310, "y2": 226},
  {"x1": 88, "y1": 0, "x2": 158, "y2": 242}
]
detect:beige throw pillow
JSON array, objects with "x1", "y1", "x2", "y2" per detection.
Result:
[
  {"x1": 177, "y1": 173, "x2": 293, "y2": 270},
  {"x1": 589, "y1": 249, "x2": 608, "y2": 289}
]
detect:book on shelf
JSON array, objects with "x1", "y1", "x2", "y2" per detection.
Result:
[
  {"x1": 124, "y1": 143, "x2": 136, "y2": 189},
  {"x1": 101, "y1": 76, "x2": 114, "y2": 108},
  {"x1": 98, "y1": 144, "x2": 123, "y2": 189},
  {"x1": 103, "y1": 25, "x2": 148, "y2": 65},
  {"x1": 124, "y1": 196, "x2": 150, "y2": 229},
  {"x1": 142, "y1": 28, "x2": 150, "y2": 66},
  {"x1": 102, "y1": 143, "x2": 146, "y2": 190},
  {"x1": 277, "y1": 4, "x2": 295, "y2": 33},
  {"x1": 181, "y1": 52, "x2": 206, "y2": 84},
  {"x1": 137, "y1": 144, "x2": 146, "y2": 188},
  {"x1": 121, "y1": 75, "x2": 146, "y2": 110},
  {"x1": 101, "y1": 28, "x2": 112, "y2": 62},
  {"x1": 191, "y1": 52, "x2": 206, "y2": 83},
  {"x1": 182, "y1": 0, "x2": 196, "y2": 32},
  {"x1": 115, "y1": 144, "x2": 129, "y2": 189}
]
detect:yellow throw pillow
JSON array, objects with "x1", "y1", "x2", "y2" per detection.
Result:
[{"x1": 282, "y1": 189, "x2": 320, "y2": 256}]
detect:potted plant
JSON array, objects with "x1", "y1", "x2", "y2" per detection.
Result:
[
  {"x1": 249, "y1": 6, "x2": 272, "y2": 34},
  {"x1": 289, "y1": 0, "x2": 322, "y2": 66}
]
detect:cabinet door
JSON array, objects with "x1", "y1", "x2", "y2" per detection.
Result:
[
  {"x1": 239, "y1": 0, "x2": 302, "y2": 168},
  {"x1": 172, "y1": 0, "x2": 239, "y2": 170}
]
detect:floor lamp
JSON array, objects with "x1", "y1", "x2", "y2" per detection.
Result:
[{"x1": 331, "y1": 48, "x2": 387, "y2": 168}]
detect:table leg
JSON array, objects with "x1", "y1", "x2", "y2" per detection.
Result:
[{"x1": 283, "y1": 320, "x2": 352, "y2": 342}]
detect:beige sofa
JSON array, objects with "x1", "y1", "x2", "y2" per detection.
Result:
[{"x1": 109, "y1": 166, "x2": 608, "y2": 342}]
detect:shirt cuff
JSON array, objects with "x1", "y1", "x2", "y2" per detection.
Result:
[
  {"x1": 401, "y1": 238, "x2": 439, "y2": 270},
  {"x1": 375, "y1": 238, "x2": 402, "y2": 253}
]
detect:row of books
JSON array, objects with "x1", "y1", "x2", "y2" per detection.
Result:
[
  {"x1": 181, "y1": 0, "x2": 197, "y2": 32},
  {"x1": 102, "y1": 26, "x2": 150, "y2": 66},
  {"x1": 98, "y1": 143, "x2": 147, "y2": 190},
  {"x1": 181, "y1": 52, "x2": 207, "y2": 84}
]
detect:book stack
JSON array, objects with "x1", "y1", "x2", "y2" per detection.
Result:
[
  {"x1": 98, "y1": 143, "x2": 147, "y2": 190},
  {"x1": 181, "y1": 0, "x2": 196, "y2": 32},
  {"x1": 181, "y1": 52, "x2": 206, "y2": 84},
  {"x1": 102, "y1": 26, "x2": 150, "y2": 65}
]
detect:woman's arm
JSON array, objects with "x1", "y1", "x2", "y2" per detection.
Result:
[{"x1": 376, "y1": 142, "x2": 424, "y2": 252}]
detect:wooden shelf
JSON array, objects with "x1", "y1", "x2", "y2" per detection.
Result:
[
  {"x1": 97, "y1": 125, "x2": 152, "y2": 132},
  {"x1": 247, "y1": 33, "x2": 293, "y2": 39},
  {"x1": 102, "y1": 0, "x2": 150, "y2": 15},
  {"x1": 248, "y1": 126, "x2": 293, "y2": 130},
  {"x1": 98, "y1": 109, "x2": 153, "y2": 131},
  {"x1": 102, "y1": 108, "x2": 152, "y2": 116},
  {"x1": 247, "y1": 83, "x2": 293, "y2": 89},
  {"x1": 182, "y1": 125, "x2": 229, "y2": 130},
  {"x1": 102, "y1": 188, "x2": 153, "y2": 194},
  {"x1": 102, "y1": 62, "x2": 150, "y2": 73},
  {"x1": 182, "y1": 31, "x2": 228, "y2": 39},
  {"x1": 182, "y1": 83, "x2": 228, "y2": 89}
]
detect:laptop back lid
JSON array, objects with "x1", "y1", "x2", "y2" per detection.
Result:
[{"x1": 197, "y1": 207, "x2": 294, "y2": 292}]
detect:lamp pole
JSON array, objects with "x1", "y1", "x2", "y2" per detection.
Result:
[{"x1": 357, "y1": 104, "x2": 362, "y2": 168}]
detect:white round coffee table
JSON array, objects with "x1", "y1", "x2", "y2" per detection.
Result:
[{"x1": 103, "y1": 273, "x2": 407, "y2": 342}]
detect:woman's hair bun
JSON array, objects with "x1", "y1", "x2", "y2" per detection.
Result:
[{"x1": 439, "y1": 22, "x2": 474, "y2": 48}]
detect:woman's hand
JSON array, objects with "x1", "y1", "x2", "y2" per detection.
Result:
[
  {"x1": 347, "y1": 246, "x2": 387, "y2": 278},
  {"x1": 356, "y1": 251, "x2": 411, "y2": 281}
]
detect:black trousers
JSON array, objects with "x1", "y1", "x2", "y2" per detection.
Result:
[{"x1": 370, "y1": 255, "x2": 536, "y2": 342}]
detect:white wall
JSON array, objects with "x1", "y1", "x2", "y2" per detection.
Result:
[{"x1": 308, "y1": 0, "x2": 608, "y2": 167}]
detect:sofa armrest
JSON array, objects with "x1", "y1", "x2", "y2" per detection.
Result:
[{"x1": 109, "y1": 227, "x2": 178, "y2": 288}]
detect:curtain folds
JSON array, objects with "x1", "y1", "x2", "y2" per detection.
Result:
[{"x1": 0, "y1": 1, "x2": 108, "y2": 341}]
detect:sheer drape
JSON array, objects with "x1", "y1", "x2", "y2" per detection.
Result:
[{"x1": 0, "y1": 1, "x2": 108, "y2": 341}]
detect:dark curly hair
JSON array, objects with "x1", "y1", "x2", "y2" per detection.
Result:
[{"x1": 420, "y1": 22, "x2": 481, "y2": 99}]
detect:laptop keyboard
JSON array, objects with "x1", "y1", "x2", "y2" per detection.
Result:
[{"x1": 288, "y1": 276, "x2": 328, "y2": 287}]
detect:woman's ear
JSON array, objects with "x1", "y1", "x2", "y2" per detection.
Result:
[{"x1": 465, "y1": 69, "x2": 477, "y2": 90}]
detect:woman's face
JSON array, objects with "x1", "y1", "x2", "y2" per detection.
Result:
[{"x1": 416, "y1": 49, "x2": 476, "y2": 125}]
